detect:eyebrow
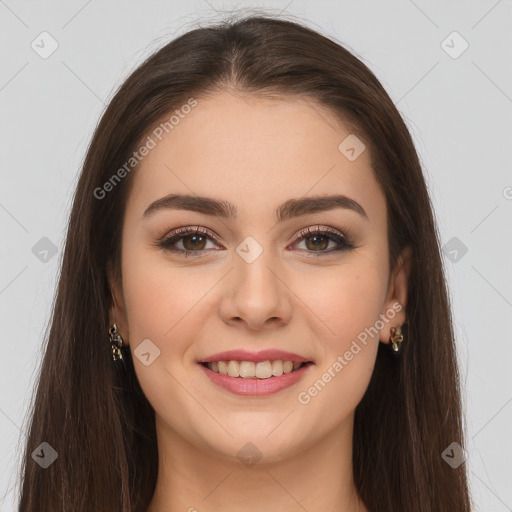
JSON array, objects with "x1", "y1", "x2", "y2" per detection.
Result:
[{"x1": 142, "y1": 193, "x2": 368, "y2": 222}]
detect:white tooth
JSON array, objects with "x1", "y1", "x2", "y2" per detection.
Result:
[
  {"x1": 283, "y1": 361, "x2": 293, "y2": 374},
  {"x1": 218, "y1": 361, "x2": 228, "y2": 375},
  {"x1": 227, "y1": 360, "x2": 240, "y2": 377},
  {"x1": 255, "y1": 360, "x2": 273, "y2": 379},
  {"x1": 239, "y1": 361, "x2": 256, "y2": 378},
  {"x1": 271, "y1": 360, "x2": 283, "y2": 376},
  {"x1": 213, "y1": 360, "x2": 298, "y2": 378}
]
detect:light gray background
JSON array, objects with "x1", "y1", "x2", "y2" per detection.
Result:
[{"x1": 1, "y1": 1, "x2": 511, "y2": 510}]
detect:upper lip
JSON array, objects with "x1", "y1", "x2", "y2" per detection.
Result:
[{"x1": 197, "y1": 349, "x2": 313, "y2": 364}]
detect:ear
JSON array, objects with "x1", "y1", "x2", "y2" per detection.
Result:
[
  {"x1": 379, "y1": 245, "x2": 413, "y2": 344},
  {"x1": 106, "y1": 261, "x2": 129, "y2": 344}
]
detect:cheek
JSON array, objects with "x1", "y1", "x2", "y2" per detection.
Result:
[
  {"x1": 294, "y1": 260, "x2": 387, "y2": 347},
  {"x1": 291, "y1": 259, "x2": 387, "y2": 407},
  {"x1": 293, "y1": 285, "x2": 382, "y2": 428},
  {"x1": 121, "y1": 230, "x2": 213, "y2": 336},
  {"x1": 119, "y1": 241, "x2": 192, "y2": 383},
  {"x1": 120, "y1": 248, "x2": 204, "y2": 424},
  {"x1": 120, "y1": 243, "x2": 223, "y2": 377}
]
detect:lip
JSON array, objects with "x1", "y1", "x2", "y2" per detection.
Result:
[
  {"x1": 198, "y1": 361, "x2": 314, "y2": 396},
  {"x1": 197, "y1": 349, "x2": 312, "y2": 364}
]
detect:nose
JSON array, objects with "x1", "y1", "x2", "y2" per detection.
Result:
[{"x1": 218, "y1": 247, "x2": 293, "y2": 332}]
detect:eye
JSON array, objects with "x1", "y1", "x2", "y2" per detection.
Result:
[
  {"x1": 154, "y1": 224, "x2": 358, "y2": 257},
  {"x1": 289, "y1": 225, "x2": 357, "y2": 256},
  {"x1": 155, "y1": 227, "x2": 222, "y2": 257}
]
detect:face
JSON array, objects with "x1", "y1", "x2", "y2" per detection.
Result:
[{"x1": 109, "y1": 91, "x2": 410, "y2": 463}]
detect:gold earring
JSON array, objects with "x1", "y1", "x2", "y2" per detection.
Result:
[
  {"x1": 108, "y1": 323, "x2": 126, "y2": 361},
  {"x1": 390, "y1": 325, "x2": 404, "y2": 354}
]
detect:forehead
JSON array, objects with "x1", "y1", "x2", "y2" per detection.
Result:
[{"x1": 125, "y1": 92, "x2": 386, "y2": 228}]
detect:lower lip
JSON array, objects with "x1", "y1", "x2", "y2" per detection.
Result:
[{"x1": 198, "y1": 362, "x2": 314, "y2": 396}]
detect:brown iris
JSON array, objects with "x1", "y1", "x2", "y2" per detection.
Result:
[
  {"x1": 305, "y1": 234, "x2": 329, "y2": 251},
  {"x1": 182, "y1": 234, "x2": 207, "y2": 251}
]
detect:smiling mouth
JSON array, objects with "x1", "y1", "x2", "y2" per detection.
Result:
[{"x1": 199, "y1": 360, "x2": 314, "y2": 379}]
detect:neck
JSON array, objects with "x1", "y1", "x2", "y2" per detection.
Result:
[{"x1": 146, "y1": 412, "x2": 368, "y2": 512}]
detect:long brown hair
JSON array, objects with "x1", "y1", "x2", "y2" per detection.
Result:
[{"x1": 17, "y1": 12, "x2": 472, "y2": 511}]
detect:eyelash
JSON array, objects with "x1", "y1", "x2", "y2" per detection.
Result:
[{"x1": 154, "y1": 225, "x2": 358, "y2": 258}]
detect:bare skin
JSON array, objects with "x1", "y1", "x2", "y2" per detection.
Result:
[{"x1": 109, "y1": 91, "x2": 411, "y2": 512}]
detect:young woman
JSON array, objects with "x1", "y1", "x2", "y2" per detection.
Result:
[{"x1": 17, "y1": 13, "x2": 473, "y2": 512}]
